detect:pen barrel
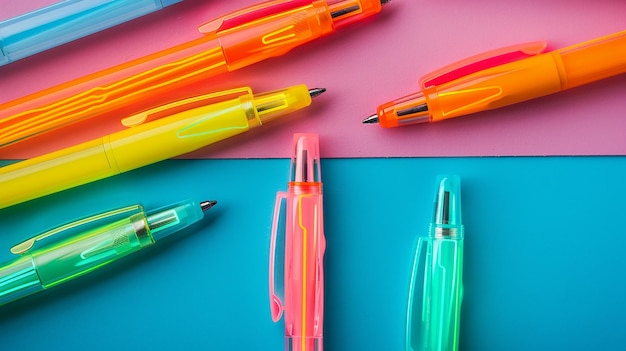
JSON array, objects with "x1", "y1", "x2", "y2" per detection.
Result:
[
  {"x1": 0, "y1": 256, "x2": 43, "y2": 307},
  {"x1": 407, "y1": 237, "x2": 464, "y2": 351},
  {"x1": 109, "y1": 98, "x2": 254, "y2": 170},
  {"x1": 426, "y1": 30, "x2": 626, "y2": 122},
  {"x1": 0, "y1": 137, "x2": 120, "y2": 209},
  {"x1": 31, "y1": 212, "x2": 154, "y2": 289},
  {"x1": 218, "y1": 2, "x2": 333, "y2": 71},
  {"x1": 284, "y1": 190, "x2": 325, "y2": 351},
  {"x1": 0, "y1": 35, "x2": 227, "y2": 147},
  {"x1": 555, "y1": 30, "x2": 626, "y2": 89},
  {"x1": 0, "y1": 0, "x2": 178, "y2": 66}
]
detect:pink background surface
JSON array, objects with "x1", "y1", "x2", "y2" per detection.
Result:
[{"x1": 0, "y1": 0, "x2": 625, "y2": 159}]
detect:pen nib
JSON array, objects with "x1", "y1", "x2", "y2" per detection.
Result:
[
  {"x1": 362, "y1": 114, "x2": 379, "y2": 124},
  {"x1": 200, "y1": 200, "x2": 217, "y2": 211},
  {"x1": 308, "y1": 88, "x2": 326, "y2": 98}
]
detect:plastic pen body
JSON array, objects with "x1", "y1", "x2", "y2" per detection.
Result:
[
  {"x1": 0, "y1": 0, "x2": 384, "y2": 147},
  {"x1": 0, "y1": 200, "x2": 206, "y2": 307},
  {"x1": 0, "y1": 85, "x2": 312, "y2": 209},
  {"x1": 0, "y1": 35, "x2": 228, "y2": 146},
  {"x1": 269, "y1": 134, "x2": 325, "y2": 351},
  {"x1": 407, "y1": 176, "x2": 464, "y2": 351},
  {"x1": 284, "y1": 186, "x2": 325, "y2": 351},
  {"x1": 375, "y1": 30, "x2": 626, "y2": 127},
  {"x1": 0, "y1": 0, "x2": 182, "y2": 66}
]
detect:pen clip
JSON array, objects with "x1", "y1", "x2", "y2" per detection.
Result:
[
  {"x1": 10, "y1": 205, "x2": 143, "y2": 255},
  {"x1": 406, "y1": 236, "x2": 430, "y2": 351},
  {"x1": 420, "y1": 41, "x2": 548, "y2": 88},
  {"x1": 121, "y1": 87, "x2": 253, "y2": 127},
  {"x1": 269, "y1": 191, "x2": 289, "y2": 322},
  {"x1": 198, "y1": 0, "x2": 312, "y2": 34}
]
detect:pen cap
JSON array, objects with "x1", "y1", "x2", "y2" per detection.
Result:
[
  {"x1": 147, "y1": 200, "x2": 205, "y2": 242},
  {"x1": 327, "y1": 0, "x2": 383, "y2": 30},
  {"x1": 431, "y1": 175, "x2": 464, "y2": 239},
  {"x1": 289, "y1": 133, "x2": 321, "y2": 183}
]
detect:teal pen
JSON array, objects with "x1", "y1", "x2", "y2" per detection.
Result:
[
  {"x1": 407, "y1": 175, "x2": 464, "y2": 351},
  {"x1": 0, "y1": 0, "x2": 182, "y2": 66},
  {"x1": 0, "y1": 199, "x2": 215, "y2": 307}
]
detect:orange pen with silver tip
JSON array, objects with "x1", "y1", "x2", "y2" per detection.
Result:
[
  {"x1": 364, "y1": 30, "x2": 626, "y2": 127},
  {"x1": 0, "y1": 0, "x2": 389, "y2": 147}
]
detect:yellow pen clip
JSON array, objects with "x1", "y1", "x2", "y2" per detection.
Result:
[
  {"x1": 121, "y1": 87, "x2": 254, "y2": 127},
  {"x1": 10, "y1": 205, "x2": 143, "y2": 255}
]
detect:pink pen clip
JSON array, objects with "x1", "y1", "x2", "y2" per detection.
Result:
[
  {"x1": 269, "y1": 133, "x2": 326, "y2": 351},
  {"x1": 198, "y1": 0, "x2": 312, "y2": 34},
  {"x1": 420, "y1": 41, "x2": 548, "y2": 88}
]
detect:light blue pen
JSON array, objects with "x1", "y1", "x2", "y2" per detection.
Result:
[{"x1": 0, "y1": 0, "x2": 182, "y2": 66}]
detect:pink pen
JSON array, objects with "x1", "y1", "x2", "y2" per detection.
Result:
[{"x1": 269, "y1": 133, "x2": 326, "y2": 351}]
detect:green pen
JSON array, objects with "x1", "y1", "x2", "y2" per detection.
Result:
[
  {"x1": 407, "y1": 175, "x2": 464, "y2": 351},
  {"x1": 0, "y1": 199, "x2": 216, "y2": 307}
]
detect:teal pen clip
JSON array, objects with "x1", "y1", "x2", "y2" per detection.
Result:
[
  {"x1": 0, "y1": 199, "x2": 214, "y2": 307},
  {"x1": 0, "y1": 0, "x2": 182, "y2": 66},
  {"x1": 407, "y1": 175, "x2": 464, "y2": 351}
]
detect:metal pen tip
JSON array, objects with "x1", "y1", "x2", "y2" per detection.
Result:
[
  {"x1": 200, "y1": 200, "x2": 217, "y2": 211},
  {"x1": 362, "y1": 114, "x2": 379, "y2": 124},
  {"x1": 308, "y1": 88, "x2": 326, "y2": 98}
]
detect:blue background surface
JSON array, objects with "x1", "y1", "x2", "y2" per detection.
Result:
[{"x1": 1, "y1": 156, "x2": 625, "y2": 350}]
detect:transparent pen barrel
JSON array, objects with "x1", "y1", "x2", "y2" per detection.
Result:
[
  {"x1": 32, "y1": 213, "x2": 154, "y2": 288},
  {"x1": 284, "y1": 191, "x2": 325, "y2": 351},
  {"x1": 0, "y1": 35, "x2": 226, "y2": 147},
  {"x1": 407, "y1": 237, "x2": 464, "y2": 351},
  {"x1": 0, "y1": 256, "x2": 43, "y2": 306}
]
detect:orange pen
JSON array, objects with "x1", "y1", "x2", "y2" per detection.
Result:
[
  {"x1": 0, "y1": 0, "x2": 388, "y2": 147},
  {"x1": 364, "y1": 30, "x2": 626, "y2": 128}
]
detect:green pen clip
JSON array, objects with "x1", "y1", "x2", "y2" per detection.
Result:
[{"x1": 11, "y1": 205, "x2": 150, "y2": 255}]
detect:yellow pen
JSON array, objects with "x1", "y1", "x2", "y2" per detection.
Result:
[{"x1": 0, "y1": 84, "x2": 325, "y2": 209}]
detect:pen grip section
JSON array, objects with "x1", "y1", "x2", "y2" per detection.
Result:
[
  {"x1": 283, "y1": 192, "x2": 325, "y2": 351},
  {"x1": 218, "y1": 2, "x2": 333, "y2": 71},
  {"x1": 407, "y1": 237, "x2": 464, "y2": 351},
  {"x1": 426, "y1": 54, "x2": 562, "y2": 121},
  {"x1": 32, "y1": 211, "x2": 154, "y2": 288}
]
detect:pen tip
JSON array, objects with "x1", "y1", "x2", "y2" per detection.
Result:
[
  {"x1": 309, "y1": 88, "x2": 326, "y2": 98},
  {"x1": 200, "y1": 200, "x2": 217, "y2": 211},
  {"x1": 362, "y1": 114, "x2": 379, "y2": 124},
  {"x1": 380, "y1": 0, "x2": 391, "y2": 4}
]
